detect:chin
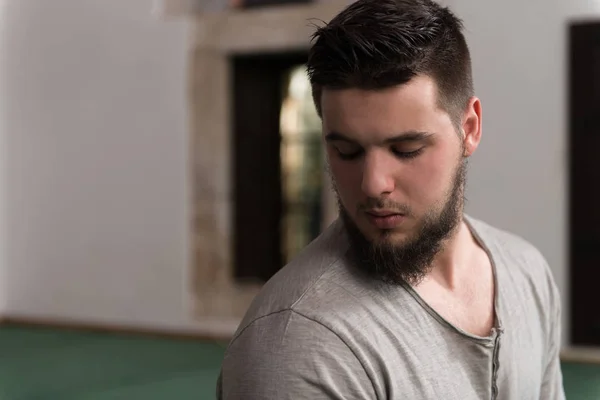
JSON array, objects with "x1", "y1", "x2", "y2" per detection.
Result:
[{"x1": 377, "y1": 229, "x2": 416, "y2": 247}]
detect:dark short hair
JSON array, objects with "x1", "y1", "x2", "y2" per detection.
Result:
[{"x1": 306, "y1": 0, "x2": 473, "y2": 129}]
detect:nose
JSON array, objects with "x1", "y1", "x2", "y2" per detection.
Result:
[{"x1": 360, "y1": 151, "x2": 395, "y2": 198}]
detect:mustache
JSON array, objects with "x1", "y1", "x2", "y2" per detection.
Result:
[{"x1": 357, "y1": 199, "x2": 412, "y2": 215}]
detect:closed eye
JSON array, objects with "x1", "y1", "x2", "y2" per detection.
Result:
[
  {"x1": 335, "y1": 148, "x2": 364, "y2": 160},
  {"x1": 391, "y1": 147, "x2": 424, "y2": 159},
  {"x1": 329, "y1": 142, "x2": 364, "y2": 160},
  {"x1": 334, "y1": 147, "x2": 423, "y2": 161}
]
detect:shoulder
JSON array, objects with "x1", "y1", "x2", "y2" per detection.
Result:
[
  {"x1": 219, "y1": 309, "x2": 376, "y2": 399},
  {"x1": 467, "y1": 215, "x2": 544, "y2": 259},
  {"x1": 467, "y1": 215, "x2": 555, "y2": 280},
  {"x1": 225, "y1": 216, "x2": 383, "y2": 355},
  {"x1": 231, "y1": 218, "x2": 354, "y2": 340},
  {"x1": 466, "y1": 215, "x2": 561, "y2": 319}
]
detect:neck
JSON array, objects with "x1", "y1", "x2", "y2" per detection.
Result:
[{"x1": 420, "y1": 216, "x2": 477, "y2": 291}]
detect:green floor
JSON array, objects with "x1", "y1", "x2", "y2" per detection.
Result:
[{"x1": 0, "y1": 325, "x2": 598, "y2": 399}]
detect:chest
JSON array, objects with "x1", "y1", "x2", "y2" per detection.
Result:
[
  {"x1": 415, "y1": 271, "x2": 496, "y2": 337},
  {"x1": 361, "y1": 320, "x2": 545, "y2": 400},
  {"x1": 366, "y1": 329, "x2": 543, "y2": 400}
]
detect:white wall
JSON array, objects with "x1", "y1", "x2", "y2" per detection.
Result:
[
  {"x1": 3, "y1": 0, "x2": 599, "y2": 342},
  {"x1": 0, "y1": 0, "x2": 237, "y2": 333},
  {"x1": 453, "y1": 0, "x2": 600, "y2": 346},
  {"x1": 0, "y1": 1, "x2": 7, "y2": 314}
]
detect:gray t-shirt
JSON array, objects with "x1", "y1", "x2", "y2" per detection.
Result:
[{"x1": 217, "y1": 215, "x2": 565, "y2": 399}]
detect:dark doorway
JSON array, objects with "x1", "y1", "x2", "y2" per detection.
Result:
[
  {"x1": 231, "y1": 51, "x2": 313, "y2": 283},
  {"x1": 569, "y1": 21, "x2": 600, "y2": 346}
]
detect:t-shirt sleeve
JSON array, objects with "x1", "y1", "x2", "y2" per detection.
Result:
[{"x1": 217, "y1": 309, "x2": 377, "y2": 400}]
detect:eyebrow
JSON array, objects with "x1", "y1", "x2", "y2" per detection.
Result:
[{"x1": 324, "y1": 130, "x2": 434, "y2": 144}]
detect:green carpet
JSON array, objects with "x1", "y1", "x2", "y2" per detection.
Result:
[
  {"x1": 0, "y1": 326, "x2": 226, "y2": 399},
  {"x1": 0, "y1": 325, "x2": 598, "y2": 399}
]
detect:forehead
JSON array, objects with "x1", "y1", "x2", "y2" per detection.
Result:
[{"x1": 320, "y1": 76, "x2": 453, "y2": 141}]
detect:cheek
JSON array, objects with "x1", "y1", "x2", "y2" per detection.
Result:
[
  {"x1": 403, "y1": 148, "x2": 457, "y2": 203},
  {"x1": 329, "y1": 159, "x2": 361, "y2": 197}
]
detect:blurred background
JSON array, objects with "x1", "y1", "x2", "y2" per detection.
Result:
[{"x1": 0, "y1": 0, "x2": 598, "y2": 398}]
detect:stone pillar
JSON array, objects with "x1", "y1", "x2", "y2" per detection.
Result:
[{"x1": 187, "y1": 1, "x2": 351, "y2": 320}]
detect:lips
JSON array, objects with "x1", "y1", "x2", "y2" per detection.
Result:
[
  {"x1": 366, "y1": 210, "x2": 401, "y2": 217},
  {"x1": 364, "y1": 210, "x2": 406, "y2": 229}
]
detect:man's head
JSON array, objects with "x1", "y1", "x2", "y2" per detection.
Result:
[{"x1": 306, "y1": 0, "x2": 482, "y2": 285}]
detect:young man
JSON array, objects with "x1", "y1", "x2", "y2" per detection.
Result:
[{"x1": 217, "y1": 0, "x2": 565, "y2": 398}]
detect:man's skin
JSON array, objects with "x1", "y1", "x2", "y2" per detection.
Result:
[{"x1": 322, "y1": 74, "x2": 494, "y2": 337}]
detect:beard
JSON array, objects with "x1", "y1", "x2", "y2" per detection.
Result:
[{"x1": 334, "y1": 158, "x2": 467, "y2": 287}]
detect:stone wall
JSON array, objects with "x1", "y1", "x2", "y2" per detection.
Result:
[{"x1": 188, "y1": 1, "x2": 348, "y2": 319}]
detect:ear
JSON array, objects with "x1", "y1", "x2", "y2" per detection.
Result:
[{"x1": 461, "y1": 97, "x2": 482, "y2": 157}]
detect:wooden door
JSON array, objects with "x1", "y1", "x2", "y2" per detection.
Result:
[
  {"x1": 569, "y1": 22, "x2": 600, "y2": 346},
  {"x1": 232, "y1": 51, "x2": 309, "y2": 283}
]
